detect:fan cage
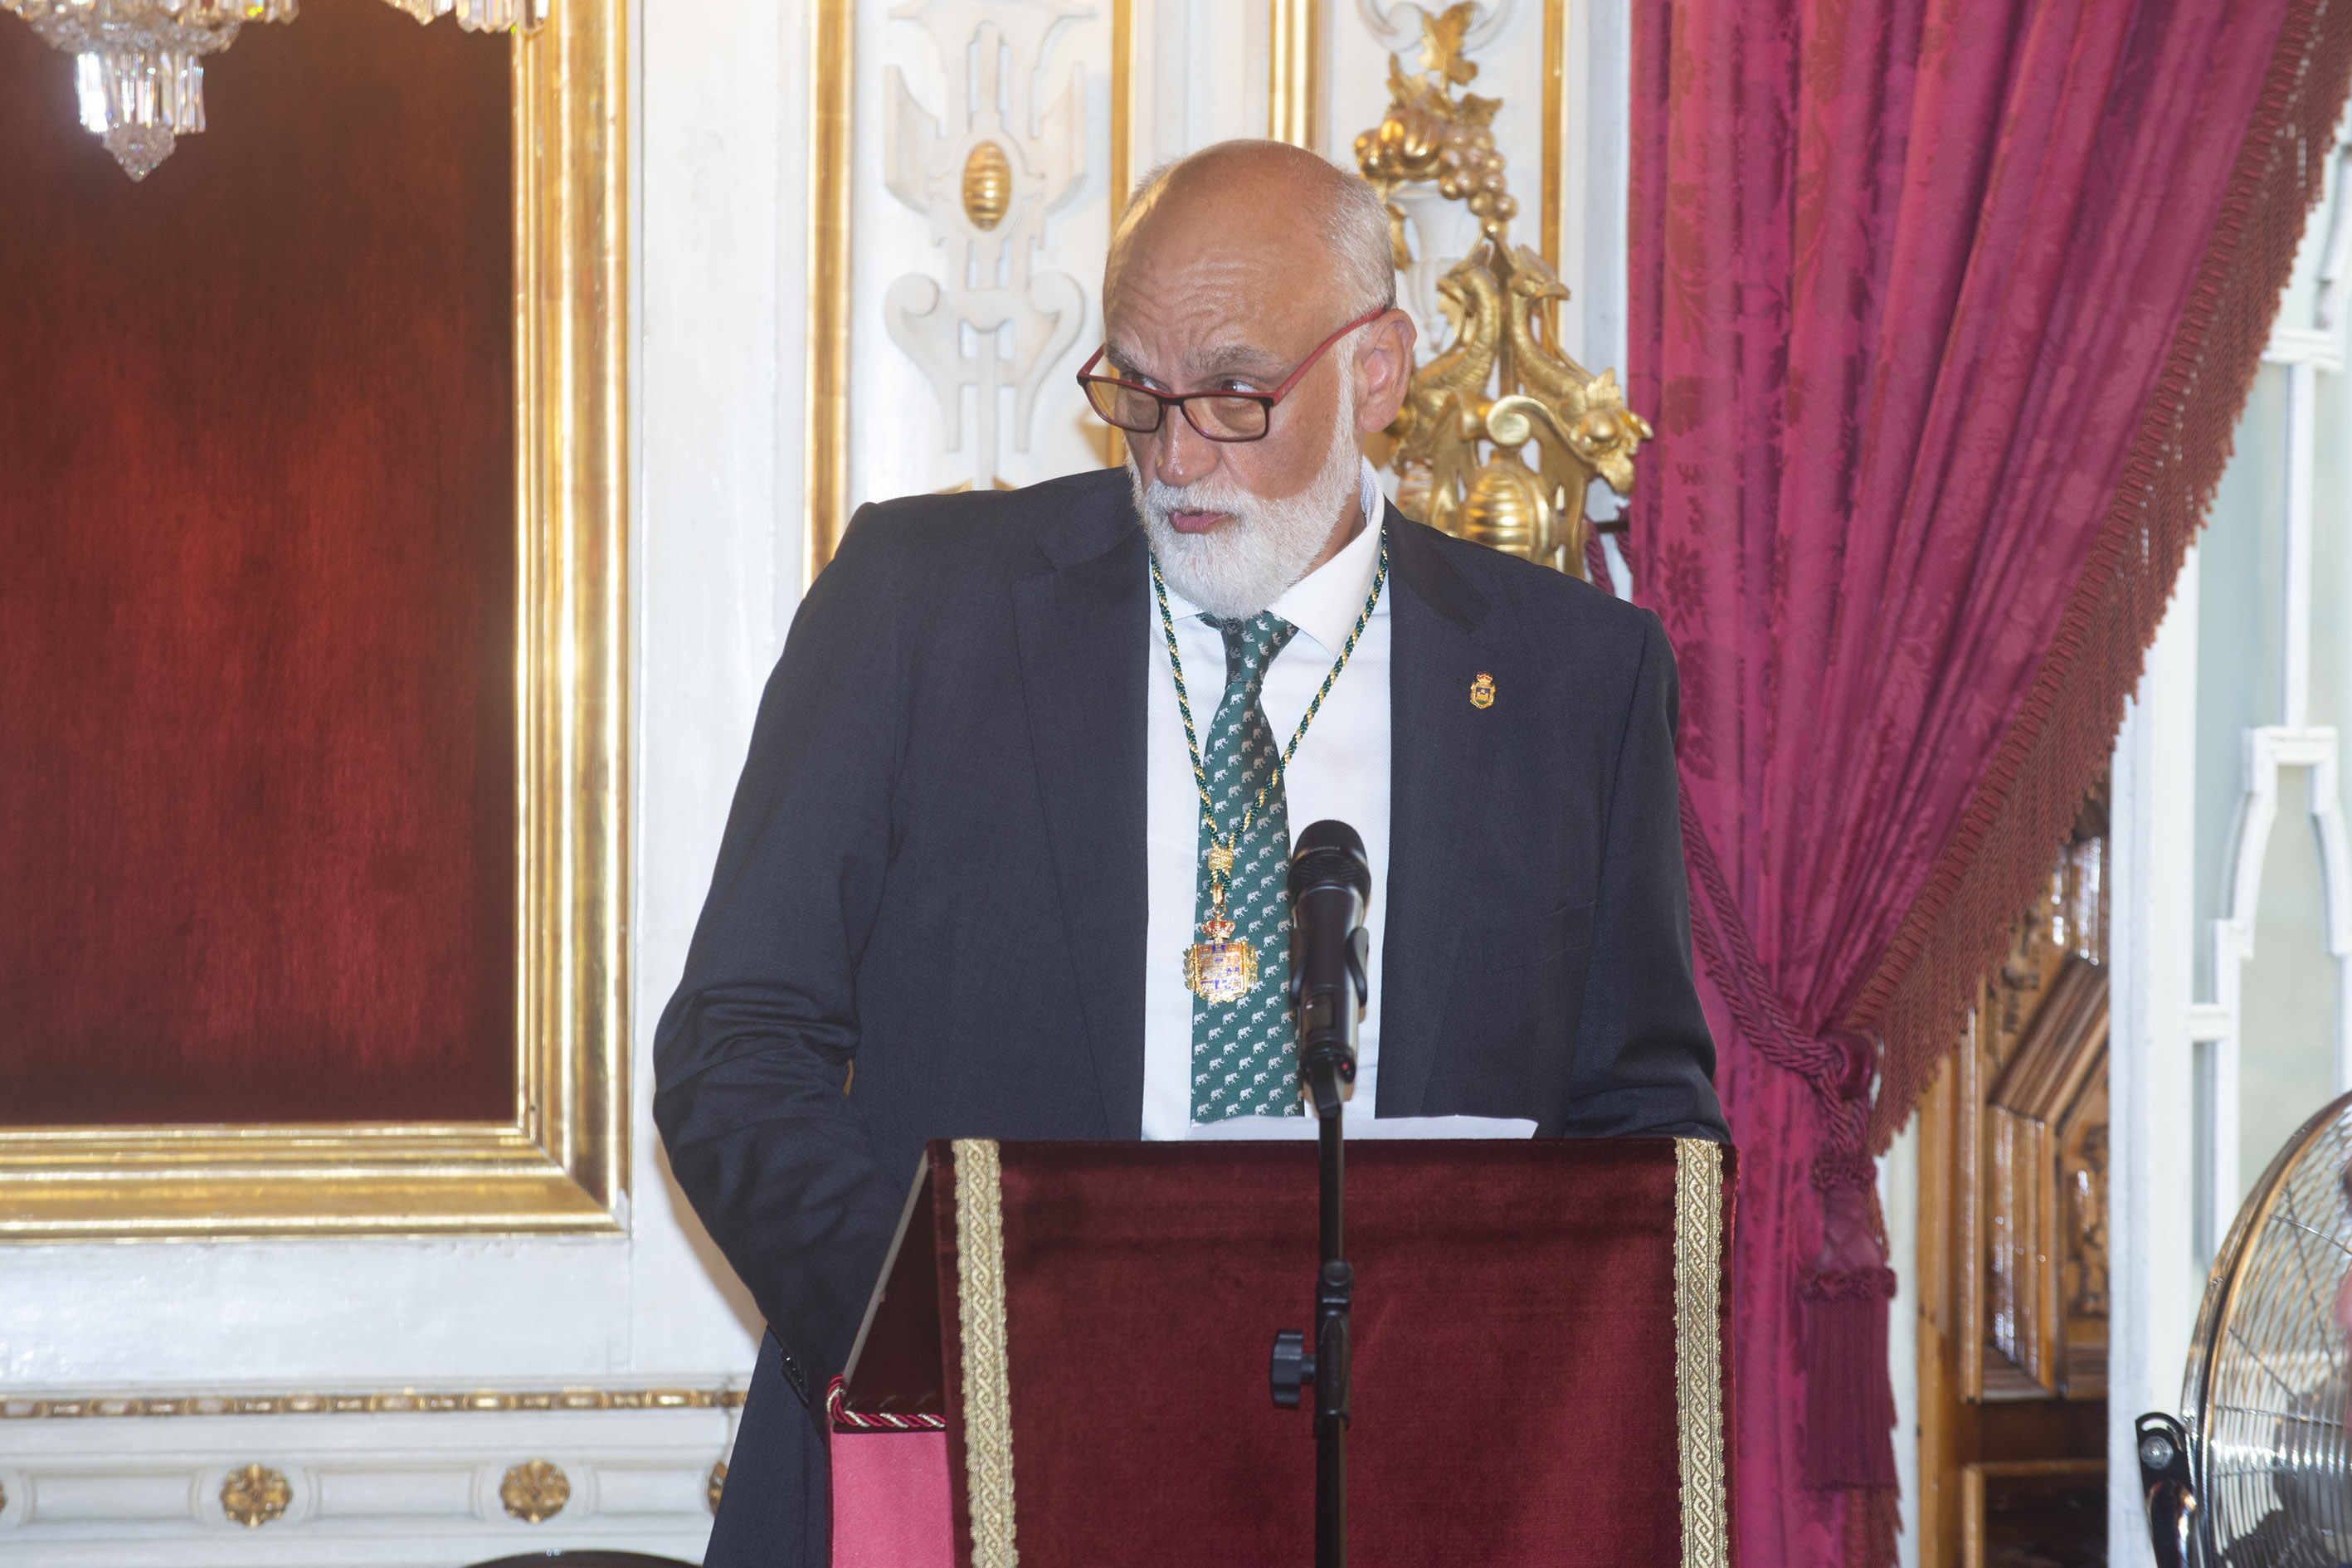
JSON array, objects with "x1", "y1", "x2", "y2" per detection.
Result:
[{"x1": 2182, "y1": 1088, "x2": 2352, "y2": 1568}]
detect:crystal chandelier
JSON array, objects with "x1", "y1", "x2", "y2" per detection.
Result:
[{"x1": 1, "y1": 0, "x2": 545, "y2": 182}]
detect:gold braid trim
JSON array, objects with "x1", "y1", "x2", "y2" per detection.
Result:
[
  {"x1": 953, "y1": 1138, "x2": 1018, "y2": 1567},
  {"x1": 1674, "y1": 1138, "x2": 1730, "y2": 1568}
]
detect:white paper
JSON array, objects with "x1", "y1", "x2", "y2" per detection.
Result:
[{"x1": 1185, "y1": 1113, "x2": 1537, "y2": 1142}]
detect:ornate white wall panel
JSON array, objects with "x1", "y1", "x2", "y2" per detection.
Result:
[
  {"x1": 883, "y1": 0, "x2": 1090, "y2": 491},
  {"x1": 853, "y1": 0, "x2": 1113, "y2": 504}
]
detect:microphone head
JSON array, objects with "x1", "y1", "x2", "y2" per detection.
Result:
[{"x1": 1288, "y1": 819, "x2": 1371, "y2": 903}]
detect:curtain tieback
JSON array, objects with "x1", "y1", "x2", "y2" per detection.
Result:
[
  {"x1": 1677, "y1": 792, "x2": 1877, "y2": 1113},
  {"x1": 1677, "y1": 791, "x2": 1897, "y2": 1496}
]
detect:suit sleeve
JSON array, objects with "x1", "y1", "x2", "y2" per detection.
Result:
[
  {"x1": 1556, "y1": 609, "x2": 1729, "y2": 1141},
  {"x1": 652, "y1": 505, "x2": 913, "y2": 1395}
]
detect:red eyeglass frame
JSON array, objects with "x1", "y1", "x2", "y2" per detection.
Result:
[{"x1": 1074, "y1": 304, "x2": 1391, "y2": 442}]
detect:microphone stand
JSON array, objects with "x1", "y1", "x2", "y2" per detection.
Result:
[
  {"x1": 1272, "y1": 821, "x2": 1369, "y2": 1568},
  {"x1": 1309, "y1": 1063, "x2": 1352, "y2": 1568},
  {"x1": 1271, "y1": 1061, "x2": 1351, "y2": 1568}
]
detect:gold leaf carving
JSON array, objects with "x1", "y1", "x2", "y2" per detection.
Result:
[
  {"x1": 499, "y1": 1458, "x2": 570, "y2": 1523},
  {"x1": 1352, "y1": 5, "x2": 1652, "y2": 579}
]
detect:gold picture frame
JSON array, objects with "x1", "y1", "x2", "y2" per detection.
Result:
[
  {"x1": 805, "y1": 0, "x2": 854, "y2": 582},
  {"x1": 0, "y1": 0, "x2": 631, "y2": 1240}
]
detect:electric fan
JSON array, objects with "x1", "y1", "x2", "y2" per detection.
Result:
[{"x1": 2139, "y1": 1089, "x2": 2352, "y2": 1568}]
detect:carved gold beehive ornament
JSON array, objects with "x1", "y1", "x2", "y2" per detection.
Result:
[
  {"x1": 961, "y1": 140, "x2": 1014, "y2": 231},
  {"x1": 1354, "y1": 2, "x2": 1653, "y2": 579}
]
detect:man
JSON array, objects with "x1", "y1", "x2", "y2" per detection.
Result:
[{"x1": 656, "y1": 140, "x2": 1725, "y2": 1560}]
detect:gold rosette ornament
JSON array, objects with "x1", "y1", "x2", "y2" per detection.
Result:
[
  {"x1": 499, "y1": 1458, "x2": 571, "y2": 1523},
  {"x1": 220, "y1": 1463, "x2": 291, "y2": 1527}
]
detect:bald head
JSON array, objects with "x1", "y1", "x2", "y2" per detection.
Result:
[
  {"x1": 1107, "y1": 140, "x2": 1395, "y2": 324},
  {"x1": 1095, "y1": 139, "x2": 1415, "y2": 620}
]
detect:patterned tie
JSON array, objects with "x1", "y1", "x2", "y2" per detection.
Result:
[{"x1": 1191, "y1": 611, "x2": 1304, "y2": 1122}]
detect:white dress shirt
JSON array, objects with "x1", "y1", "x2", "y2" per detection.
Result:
[{"x1": 1141, "y1": 460, "x2": 1534, "y2": 1141}]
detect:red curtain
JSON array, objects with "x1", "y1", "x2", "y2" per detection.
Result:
[{"x1": 1626, "y1": 0, "x2": 2352, "y2": 1564}]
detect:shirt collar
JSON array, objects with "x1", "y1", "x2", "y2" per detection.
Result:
[{"x1": 1161, "y1": 459, "x2": 1390, "y2": 656}]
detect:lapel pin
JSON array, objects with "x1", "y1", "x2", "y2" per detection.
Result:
[{"x1": 1470, "y1": 672, "x2": 1496, "y2": 709}]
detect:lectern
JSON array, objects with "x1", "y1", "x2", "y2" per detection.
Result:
[{"x1": 827, "y1": 1137, "x2": 1736, "y2": 1568}]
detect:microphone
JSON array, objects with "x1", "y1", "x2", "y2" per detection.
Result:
[{"x1": 1288, "y1": 821, "x2": 1372, "y2": 1121}]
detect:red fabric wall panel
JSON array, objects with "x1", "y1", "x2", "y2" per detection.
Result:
[{"x1": 0, "y1": 0, "x2": 515, "y2": 1125}]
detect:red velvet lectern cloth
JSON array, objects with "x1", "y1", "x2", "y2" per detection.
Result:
[{"x1": 832, "y1": 1137, "x2": 1736, "y2": 1568}]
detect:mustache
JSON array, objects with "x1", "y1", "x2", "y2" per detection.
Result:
[{"x1": 1133, "y1": 475, "x2": 1259, "y2": 516}]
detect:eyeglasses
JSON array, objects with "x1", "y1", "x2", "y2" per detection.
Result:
[{"x1": 1075, "y1": 304, "x2": 1390, "y2": 443}]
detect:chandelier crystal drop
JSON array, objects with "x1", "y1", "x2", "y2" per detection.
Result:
[
  {"x1": 378, "y1": 0, "x2": 541, "y2": 28},
  {"x1": 1, "y1": 0, "x2": 545, "y2": 181}
]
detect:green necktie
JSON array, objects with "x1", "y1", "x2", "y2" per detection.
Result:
[{"x1": 1191, "y1": 611, "x2": 1304, "y2": 1122}]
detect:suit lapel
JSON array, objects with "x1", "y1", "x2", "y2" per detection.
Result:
[
  {"x1": 1011, "y1": 511, "x2": 1151, "y2": 1137},
  {"x1": 1376, "y1": 512, "x2": 1500, "y2": 1118}
]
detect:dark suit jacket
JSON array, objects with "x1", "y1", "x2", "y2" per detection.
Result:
[{"x1": 655, "y1": 468, "x2": 1723, "y2": 1551}]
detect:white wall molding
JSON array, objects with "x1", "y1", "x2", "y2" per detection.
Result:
[
  {"x1": 1882, "y1": 1127, "x2": 1921, "y2": 1568},
  {"x1": 0, "y1": 1405, "x2": 726, "y2": 1565},
  {"x1": 2193, "y1": 299, "x2": 2352, "y2": 1254},
  {"x1": 2265, "y1": 328, "x2": 2345, "y2": 375},
  {"x1": 2200, "y1": 721, "x2": 2352, "y2": 1244},
  {"x1": 2108, "y1": 555, "x2": 2203, "y2": 1568}
]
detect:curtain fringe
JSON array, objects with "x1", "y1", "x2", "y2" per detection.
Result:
[
  {"x1": 1842, "y1": 1486, "x2": 1902, "y2": 1568},
  {"x1": 1848, "y1": 0, "x2": 2352, "y2": 1154},
  {"x1": 1801, "y1": 1267, "x2": 1900, "y2": 1489}
]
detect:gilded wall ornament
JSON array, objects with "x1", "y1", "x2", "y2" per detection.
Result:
[
  {"x1": 1353, "y1": 2, "x2": 1651, "y2": 578},
  {"x1": 220, "y1": 1463, "x2": 291, "y2": 1527},
  {"x1": 1, "y1": 1385, "x2": 742, "y2": 1419},
  {"x1": 499, "y1": 1458, "x2": 571, "y2": 1523},
  {"x1": 708, "y1": 1458, "x2": 727, "y2": 1514},
  {"x1": 961, "y1": 141, "x2": 1014, "y2": 231}
]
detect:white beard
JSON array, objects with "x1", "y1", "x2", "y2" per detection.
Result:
[{"x1": 1130, "y1": 372, "x2": 1363, "y2": 621}]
